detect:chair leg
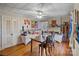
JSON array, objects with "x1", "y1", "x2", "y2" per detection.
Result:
[
  {"x1": 41, "y1": 47, "x2": 43, "y2": 56},
  {"x1": 51, "y1": 45, "x2": 53, "y2": 52},
  {"x1": 45, "y1": 47, "x2": 48, "y2": 56},
  {"x1": 50, "y1": 46, "x2": 53, "y2": 56},
  {"x1": 48, "y1": 47, "x2": 51, "y2": 56},
  {"x1": 39, "y1": 46, "x2": 40, "y2": 56},
  {"x1": 48, "y1": 47, "x2": 52, "y2": 56}
]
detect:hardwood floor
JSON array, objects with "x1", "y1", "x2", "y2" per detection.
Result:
[{"x1": 0, "y1": 41, "x2": 73, "y2": 56}]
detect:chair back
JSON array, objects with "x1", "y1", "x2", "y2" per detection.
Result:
[{"x1": 46, "y1": 35, "x2": 52, "y2": 44}]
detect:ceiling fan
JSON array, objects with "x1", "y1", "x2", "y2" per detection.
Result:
[
  {"x1": 34, "y1": 9, "x2": 48, "y2": 19},
  {"x1": 31, "y1": 3, "x2": 48, "y2": 19}
]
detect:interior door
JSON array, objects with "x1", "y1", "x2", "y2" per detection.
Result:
[
  {"x1": 11, "y1": 19, "x2": 19, "y2": 45},
  {"x1": 6, "y1": 19, "x2": 13, "y2": 47},
  {"x1": 2, "y1": 16, "x2": 13, "y2": 49}
]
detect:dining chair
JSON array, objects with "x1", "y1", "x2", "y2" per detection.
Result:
[{"x1": 39, "y1": 35, "x2": 54, "y2": 56}]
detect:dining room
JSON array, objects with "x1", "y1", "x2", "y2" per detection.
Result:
[{"x1": 0, "y1": 3, "x2": 78, "y2": 56}]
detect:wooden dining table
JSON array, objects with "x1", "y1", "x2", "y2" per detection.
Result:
[{"x1": 30, "y1": 38, "x2": 46, "y2": 53}]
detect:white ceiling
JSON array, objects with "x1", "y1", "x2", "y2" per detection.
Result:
[{"x1": 0, "y1": 3, "x2": 74, "y2": 20}]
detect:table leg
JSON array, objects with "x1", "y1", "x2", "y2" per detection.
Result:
[{"x1": 31, "y1": 39, "x2": 32, "y2": 53}]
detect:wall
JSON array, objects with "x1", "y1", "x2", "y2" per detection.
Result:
[
  {"x1": 74, "y1": 4, "x2": 79, "y2": 10},
  {"x1": 0, "y1": 16, "x2": 2, "y2": 50},
  {"x1": 1, "y1": 15, "x2": 28, "y2": 49}
]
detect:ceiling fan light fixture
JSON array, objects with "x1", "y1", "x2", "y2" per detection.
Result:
[
  {"x1": 36, "y1": 15, "x2": 42, "y2": 19},
  {"x1": 35, "y1": 10, "x2": 43, "y2": 19}
]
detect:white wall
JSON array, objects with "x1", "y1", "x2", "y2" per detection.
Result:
[
  {"x1": 0, "y1": 16, "x2": 2, "y2": 50},
  {"x1": 74, "y1": 4, "x2": 79, "y2": 10},
  {"x1": 1, "y1": 15, "x2": 27, "y2": 49}
]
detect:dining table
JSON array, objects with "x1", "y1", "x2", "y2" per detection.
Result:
[
  {"x1": 30, "y1": 33, "x2": 63, "y2": 54},
  {"x1": 30, "y1": 35, "x2": 46, "y2": 53}
]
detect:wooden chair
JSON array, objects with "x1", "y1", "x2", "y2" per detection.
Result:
[
  {"x1": 39, "y1": 35, "x2": 54, "y2": 56},
  {"x1": 39, "y1": 42, "x2": 47, "y2": 56}
]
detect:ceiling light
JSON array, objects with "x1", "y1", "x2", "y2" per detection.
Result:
[
  {"x1": 36, "y1": 15, "x2": 42, "y2": 19},
  {"x1": 36, "y1": 10, "x2": 43, "y2": 19}
]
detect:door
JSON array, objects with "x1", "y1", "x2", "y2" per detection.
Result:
[
  {"x1": 2, "y1": 16, "x2": 22, "y2": 49},
  {"x1": 6, "y1": 19, "x2": 13, "y2": 47},
  {"x1": 2, "y1": 16, "x2": 13, "y2": 49},
  {"x1": 11, "y1": 18, "x2": 19, "y2": 45}
]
